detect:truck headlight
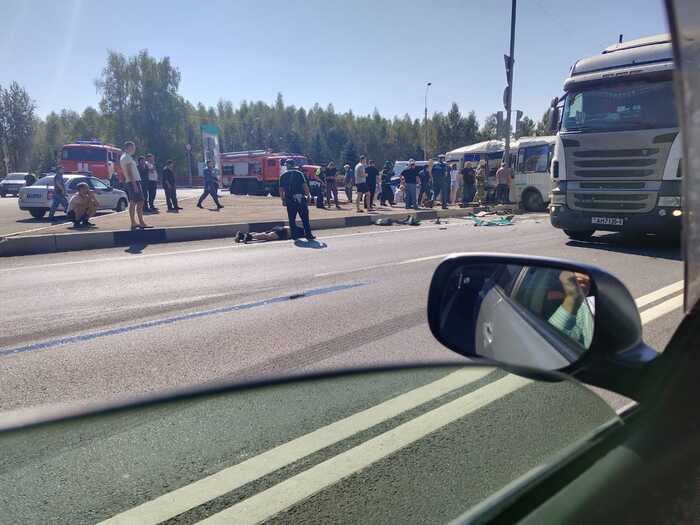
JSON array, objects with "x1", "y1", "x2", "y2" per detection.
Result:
[
  {"x1": 550, "y1": 194, "x2": 566, "y2": 205},
  {"x1": 658, "y1": 196, "x2": 681, "y2": 207}
]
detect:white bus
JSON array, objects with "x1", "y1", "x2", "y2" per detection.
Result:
[{"x1": 511, "y1": 136, "x2": 556, "y2": 211}]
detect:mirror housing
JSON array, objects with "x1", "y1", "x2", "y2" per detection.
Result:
[
  {"x1": 427, "y1": 254, "x2": 659, "y2": 399},
  {"x1": 548, "y1": 101, "x2": 561, "y2": 134}
]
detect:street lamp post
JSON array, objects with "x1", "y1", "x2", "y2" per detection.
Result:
[
  {"x1": 424, "y1": 82, "x2": 432, "y2": 161},
  {"x1": 185, "y1": 143, "x2": 193, "y2": 187},
  {"x1": 504, "y1": 0, "x2": 517, "y2": 163}
]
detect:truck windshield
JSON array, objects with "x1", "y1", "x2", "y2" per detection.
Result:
[
  {"x1": 62, "y1": 147, "x2": 107, "y2": 162},
  {"x1": 561, "y1": 79, "x2": 677, "y2": 132}
]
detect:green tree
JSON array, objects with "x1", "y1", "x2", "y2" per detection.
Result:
[
  {"x1": 516, "y1": 116, "x2": 536, "y2": 138},
  {"x1": 341, "y1": 139, "x2": 358, "y2": 168},
  {"x1": 0, "y1": 82, "x2": 35, "y2": 174},
  {"x1": 536, "y1": 108, "x2": 553, "y2": 136}
]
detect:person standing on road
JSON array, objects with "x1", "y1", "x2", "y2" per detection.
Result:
[
  {"x1": 380, "y1": 160, "x2": 394, "y2": 206},
  {"x1": 496, "y1": 160, "x2": 513, "y2": 204},
  {"x1": 137, "y1": 156, "x2": 151, "y2": 212},
  {"x1": 343, "y1": 164, "x2": 354, "y2": 204},
  {"x1": 197, "y1": 160, "x2": 224, "y2": 210},
  {"x1": 119, "y1": 142, "x2": 150, "y2": 230},
  {"x1": 365, "y1": 159, "x2": 379, "y2": 210},
  {"x1": 325, "y1": 161, "x2": 340, "y2": 209},
  {"x1": 400, "y1": 158, "x2": 420, "y2": 210},
  {"x1": 431, "y1": 154, "x2": 450, "y2": 209},
  {"x1": 310, "y1": 167, "x2": 326, "y2": 209},
  {"x1": 109, "y1": 170, "x2": 119, "y2": 190},
  {"x1": 354, "y1": 156, "x2": 368, "y2": 213},
  {"x1": 24, "y1": 172, "x2": 36, "y2": 187},
  {"x1": 145, "y1": 154, "x2": 159, "y2": 212},
  {"x1": 48, "y1": 166, "x2": 70, "y2": 221},
  {"x1": 475, "y1": 161, "x2": 487, "y2": 204},
  {"x1": 460, "y1": 162, "x2": 476, "y2": 206},
  {"x1": 417, "y1": 163, "x2": 431, "y2": 206},
  {"x1": 279, "y1": 158, "x2": 314, "y2": 240},
  {"x1": 162, "y1": 160, "x2": 181, "y2": 212},
  {"x1": 450, "y1": 162, "x2": 459, "y2": 204}
]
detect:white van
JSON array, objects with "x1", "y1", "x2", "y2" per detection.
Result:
[{"x1": 512, "y1": 136, "x2": 555, "y2": 211}]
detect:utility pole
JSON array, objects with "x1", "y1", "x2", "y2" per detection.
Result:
[
  {"x1": 504, "y1": 0, "x2": 517, "y2": 164},
  {"x1": 424, "y1": 82, "x2": 432, "y2": 161}
]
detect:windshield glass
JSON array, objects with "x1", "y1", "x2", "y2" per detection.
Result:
[
  {"x1": 562, "y1": 79, "x2": 678, "y2": 132},
  {"x1": 519, "y1": 145, "x2": 550, "y2": 173},
  {"x1": 0, "y1": 366, "x2": 618, "y2": 524},
  {"x1": 61, "y1": 147, "x2": 107, "y2": 162}
]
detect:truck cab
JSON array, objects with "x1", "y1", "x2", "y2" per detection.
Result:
[{"x1": 549, "y1": 34, "x2": 682, "y2": 240}]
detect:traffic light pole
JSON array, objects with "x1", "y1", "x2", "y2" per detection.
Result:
[{"x1": 504, "y1": 0, "x2": 517, "y2": 163}]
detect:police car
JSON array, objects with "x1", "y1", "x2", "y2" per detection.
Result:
[{"x1": 18, "y1": 173, "x2": 128, "y2": 218}]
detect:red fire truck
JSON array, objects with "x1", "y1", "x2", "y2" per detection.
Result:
[
  {"x1": 221, "y1": 150, "x2": 319, "y2": 195},
  {"x1": 60, "y1": 140, "x2": 123, "y2": 180}
]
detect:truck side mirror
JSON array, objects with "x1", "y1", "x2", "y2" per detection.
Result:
[{"x1": 548, "y1": 107, "x2": 560, "y2": 134}]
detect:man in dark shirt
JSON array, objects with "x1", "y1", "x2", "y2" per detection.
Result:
[
  {"x1": 197, "y1": 160, "x2": 224, "y2": 209},
  {"x1": 324, "y1": 161, "x2": 340, "y2": 208},
  {"x1": 365, "y1": 159, "x2": 379, "y2": 210},
  {"x1": 431, "y1": 154, "x2": 450, "y2": 209},
  {"x1": 418, "y1": 164, "x2": 431, "y2": 205},
  {"x1": 400, "y1": 159, "x2": 420, "y2": 210},
  {"x1": 461, "y1": 162, "x2": 477, "y2": 206},
  {"x1": 279, "y1": 158, "x2": 314, "y2": 240},
  {"x1": 380, "y1": 161, "x2": 394, "y2": 206},
  {"x1": 162, "y1": 160, "x2": 182, "y2": 212},
  {"x1": 137, "y1": 156, "x2": 151, "y2": 212}
]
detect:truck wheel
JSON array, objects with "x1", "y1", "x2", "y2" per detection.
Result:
[
  {"x1": 564, "y1": 229, "x2": 595, "y2": 241},
  {"x1": 29, "y1": 208, "x2": 47, "y2": 219},
  {"x1": 115, "y1": 198, "x2": 127, "y2": 212},
  {"x1": 522, "y1": 189, "x2": 545, "y2": 212}
]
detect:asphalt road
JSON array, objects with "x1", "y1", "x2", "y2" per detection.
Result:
[
  {"x1": 0, "y1": 188, "x2": 203, "y2": 236},
  {"x1": 0, "y1": 215, "x2": 685, "y2": 523}
]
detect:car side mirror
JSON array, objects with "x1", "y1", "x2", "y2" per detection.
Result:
[{"x1": 427, "y1": 254, "x2": 659, "y2": 399}]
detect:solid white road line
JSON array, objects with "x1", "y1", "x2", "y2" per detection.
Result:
[
  {"x1": 98, "y1": 367, "x2": 494, "y2": 525},
  {"x1": 640, "y1": 293, "x2": 684, "y2": 324},
  {"x1": 199, "y1": 375, "x2": 532, "y2": 525},
  {"x1": 635, "y1": 280, "x2": 684, "y2": 308}
]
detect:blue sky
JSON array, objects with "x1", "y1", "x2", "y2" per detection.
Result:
[{"x1": 1, "y1": 0, "x2": 668, "y2": 123}]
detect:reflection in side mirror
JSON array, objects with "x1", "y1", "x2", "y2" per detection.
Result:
[{"x1": 430, "y1": 261, "x2": 594, "y2": 370}]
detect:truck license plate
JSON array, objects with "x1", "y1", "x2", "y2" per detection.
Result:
[{"x1": 591, "y1": 216, "x2": 624, "y2": 226}]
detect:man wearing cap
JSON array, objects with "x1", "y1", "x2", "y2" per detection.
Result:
[
  {"x1": 400, "y1": 159, "x2": 421, "y2": 210},
  {"x1": 48, "y1": 166, "x2": 69, "y2": 221},
  {"x1": 279, "y1": 158, "x2": 315, "y2": 240},
  {"x1": 431, "y1": 154, "x2": 450, "y2": 209}
]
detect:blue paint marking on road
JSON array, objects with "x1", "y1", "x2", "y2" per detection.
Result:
[{"x1": 0, "y1": 282, "x2": 368, "y2": 358}]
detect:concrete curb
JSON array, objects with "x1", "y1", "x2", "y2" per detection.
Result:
[{"x1": 0, "y1": 207, "x2": 476, "y2": 257}]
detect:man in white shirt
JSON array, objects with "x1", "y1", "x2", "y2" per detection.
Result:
[
  {"x1": 354, "y1": 155, "x2": 368, "y2": 213},
  {"x1": 145, "y1": 153, "x2": 159, "y2": 212},
  {"x1": 119, "y1": 141, "x2": 150, "y2": 230}
]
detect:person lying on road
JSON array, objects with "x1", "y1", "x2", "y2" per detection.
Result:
[{"x1": 234, "y1": 226, "x2": 292, "y2": 244}]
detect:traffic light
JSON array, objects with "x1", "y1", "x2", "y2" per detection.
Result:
[
  {"x1": 515, "y1": 110, "x2": 523, "y2": 137},
  {"x1": 496, "y1": 111, "x2": 505, "y2": 138}
]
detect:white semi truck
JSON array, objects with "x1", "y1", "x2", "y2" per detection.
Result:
[{"x1": 548, "y1": 34, "x2": 682, "y2": 240}]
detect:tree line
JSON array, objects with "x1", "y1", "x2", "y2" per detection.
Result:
[{"x1": 0, "y1": 50, "x2": 551, "y2": 179}]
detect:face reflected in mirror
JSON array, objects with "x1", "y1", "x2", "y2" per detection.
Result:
[{"x1": 436, "y1": 262, "x2": 595, "y2": 371}]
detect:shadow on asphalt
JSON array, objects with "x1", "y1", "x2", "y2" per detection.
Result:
[
  {"x1": 125, "y1": 243, "x2": 149, "y2": 254},
  {"x1": 294, "y1": 239, "x2": 327, "y2": 249},
  {"x1": 566, "y1": 232, "x2": 681, "y2": 261}
]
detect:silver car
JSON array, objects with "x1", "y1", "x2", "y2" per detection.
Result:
[
  {"x1": 0, "y1": 172, "x2": 31, "y2": 197},
  {"x1": 18, "y1": 174, "x2": 128, "y2": 219}
]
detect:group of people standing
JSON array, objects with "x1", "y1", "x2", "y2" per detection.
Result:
[{"x1": 397, "y1": 156, "x2": 513, "y2": 210}]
